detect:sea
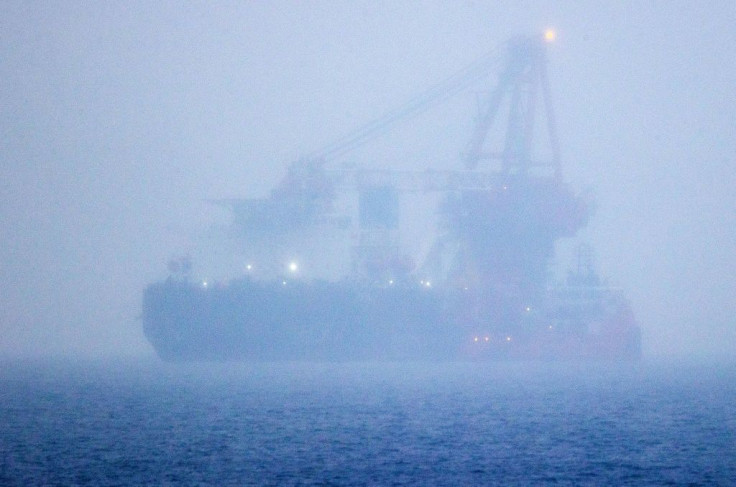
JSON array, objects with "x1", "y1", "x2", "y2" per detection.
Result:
[{"x1": 1, "y1": 358, "x2": 734, "y2": 486}]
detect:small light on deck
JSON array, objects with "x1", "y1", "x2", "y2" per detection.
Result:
[
  {"x1": 288, "y1": 261, "x2": 298, "y2": 273},
  {"x1": 474, "y1": 336, "x2": 479, "y2": 343},
  {"x1": 544, "y1": 29, "x2": 556, "y2": 43},
  {"x1": 506, "y1": 336, "x2": 512, "y2": 342}
]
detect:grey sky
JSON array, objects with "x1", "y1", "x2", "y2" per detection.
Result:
[{"x1": 1, "y1": 1, "x2": 734, "y2": 359}]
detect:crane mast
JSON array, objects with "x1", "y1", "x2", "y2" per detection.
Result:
[{"x1": 465, "y1": 34, "x2": 561, "y2": 179}]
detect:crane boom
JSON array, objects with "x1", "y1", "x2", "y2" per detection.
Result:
[{"x1": 303, "y1": 45, "x2": 503, "y2": 164}]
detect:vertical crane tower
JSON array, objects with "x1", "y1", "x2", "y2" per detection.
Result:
[
  {"x1": 465, "y1": 33, "x2": 561, "y2": 178},
  {"x1": 440, "y1": 32, "x2": 588, "y2": 333}
]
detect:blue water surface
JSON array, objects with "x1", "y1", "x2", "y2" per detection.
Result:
[{"x1": 1, "y1": 359, "x2": 734, "y2": 485}]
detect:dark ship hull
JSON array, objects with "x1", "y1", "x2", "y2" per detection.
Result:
[{"x1": 142, "y1": 278, "x2": 641, "y2": 362}]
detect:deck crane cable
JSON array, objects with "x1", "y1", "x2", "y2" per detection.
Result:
[{"x1": 305, "y1": 44, "x2": 504, "y2": 162}]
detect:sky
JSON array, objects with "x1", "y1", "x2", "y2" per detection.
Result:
[{"x1": 1, "y1": 1, "x2": 734, "y2": 360}]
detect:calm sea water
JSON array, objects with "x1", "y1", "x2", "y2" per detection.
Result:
[{"x1": 1, "y1": 359, "x2": 734, "y2": 486}]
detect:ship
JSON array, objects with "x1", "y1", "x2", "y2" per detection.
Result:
[{"x1": 142, "y1": 33, "x2": 642, "y2": 361}]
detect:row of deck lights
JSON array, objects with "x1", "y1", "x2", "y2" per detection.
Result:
[
  {"x1": 210, "y1": 263, "x2": 547, "y2": 306},
  {"x1": 241, "y1": 261, "x2": 299, "y2": 273},
  {"x1": 474, "y1": 335, "x2": 513, "y2": 343}
]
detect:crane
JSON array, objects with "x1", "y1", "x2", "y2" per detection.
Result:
[{"x1": 224, "y1": 32, "x2": 586, "y2": 284}]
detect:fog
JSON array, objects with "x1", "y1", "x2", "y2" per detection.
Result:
[{"x1": 1, "y1": 1, "x2": 734, "y2": 360}]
